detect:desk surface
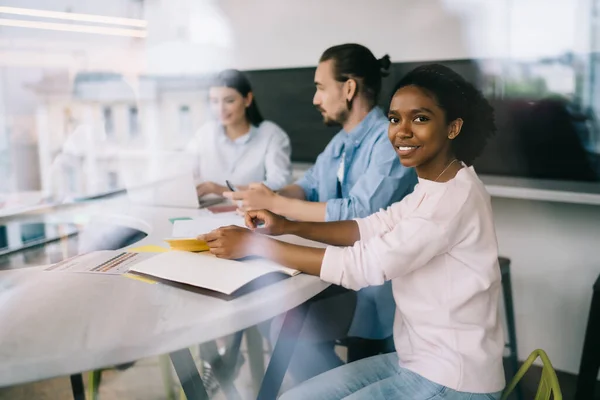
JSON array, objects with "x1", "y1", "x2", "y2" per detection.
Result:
[{"x1": 0, "y1": 199, "x2": 330, "y2": 387}]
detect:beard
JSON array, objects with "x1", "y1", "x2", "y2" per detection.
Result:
[{"x1": 319, "y1": 106, "x2": 349, "y2": 127}]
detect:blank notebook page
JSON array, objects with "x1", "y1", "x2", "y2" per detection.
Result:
[{"x1": 129, "y1": 251, "x2": 293, "y2": 295}]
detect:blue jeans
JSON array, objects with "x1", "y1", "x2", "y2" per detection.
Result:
[{"x1": 279, "y1": 353, "x2": 503, "y2": 400}]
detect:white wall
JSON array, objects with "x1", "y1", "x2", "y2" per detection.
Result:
[
  {"x1": 218, "y1": 0, "x2": 588, "y2": 70},
  {"x1": 493, "y1": 198, "x2": 600, "y2": 374},
  {"x1": 219, "y1": 0, "x2": 492, "y2": 69}
]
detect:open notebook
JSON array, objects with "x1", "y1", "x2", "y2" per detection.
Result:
[{"x1": 128, "y1": 250, "x2": 299, "y2": 296}]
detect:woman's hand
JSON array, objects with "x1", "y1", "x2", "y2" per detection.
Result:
[
  {"x1": 199, "y1": 224, "x2": 326, "y2": 277},
  {"x1": 198, "y1": 226, "x2": 265, "y2": 259},
  {"x1": 244, "y1": 210, "x2": 289, "y2": 236}
]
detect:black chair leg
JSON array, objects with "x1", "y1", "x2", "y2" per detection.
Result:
[
  {"x1": 574, "y1": 275, "x2": 600, "y2": 400},
  {"x1": 500, "y1": 258, "x2": 522, "y2": 400},
  {"x1": 70, "y1": 374, "x2": 85, "y2": 400}
]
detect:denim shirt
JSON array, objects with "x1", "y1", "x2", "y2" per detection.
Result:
[{"x1": 296, "y1": 107, "x2": 418, "y2": 339}]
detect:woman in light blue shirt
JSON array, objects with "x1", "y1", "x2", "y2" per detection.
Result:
[{"x1": 186, "y1": 69, "x2": 292, "y2": 197}]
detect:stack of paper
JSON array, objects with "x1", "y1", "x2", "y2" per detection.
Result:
[{"x1": 164, "y1": 214, "x2": 246, "y2": 252}]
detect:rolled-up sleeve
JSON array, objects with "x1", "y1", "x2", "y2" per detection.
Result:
[
  {"x1": 295, "y1": 147, "x2": 333, "y2": 202},
  {"x1": 354, "y1": 194, "x2": 412, "y2": 240},
  {"x1": 320, "y1": 217, "x2": 448, "y2": 291},
  {"x1": 294, "y1": 166, "x2": 319, "y2": 202},
  {"x1": 325, "y1": 141, "x2": 417, "y2": 221},
  {"x1": 355, "y1": 212, "x2": 389, "y2": 241},
  {"x1": 263, "y1": 127, "x2": 292, "y2": 190},
  {"x1": 320, "y1": 246, "x2": 346, "y2": 286}
]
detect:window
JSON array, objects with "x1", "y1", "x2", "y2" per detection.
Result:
[
  {"x1": 129, "y1": 106, "x2": 139, "y2": 137},
  {"x1": 103, "y1": 107, "x2": 114, "y2": 137},
  {"x1": 179, "y1": 105, "x2": 192, "y2": 137},
  {"x1": 107, "y1": 171, "x2": 119, "y2": 190}
]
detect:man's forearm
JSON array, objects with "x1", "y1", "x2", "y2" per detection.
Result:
[
  {"x1": 283, "y1": 219, "x2": 360, "y2": 247},
  {"x1": 276, "y1": 184, "x2": 306, "y2": 200},
  {"x1": 271, "y1": 196, "x2": 327, "y2": 222}
]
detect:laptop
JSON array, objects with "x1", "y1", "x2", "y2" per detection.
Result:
[
  {"x1": 128, "y1": 172, "x2": 225, "y2": 209},
  {"x1": 120, "y1": 153, "x2": 225, "y2": 209}
]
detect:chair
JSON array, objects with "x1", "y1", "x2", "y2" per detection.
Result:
[
  {"x1": 502, "y1": 349, "x2": 562, "y2": 400},
  {"x1": 499, "y1": 258, "x2": 519, "y2": 375},
  {"x1": 498, "y1": 257, "x2": 522, "y2": 400},
  {"x1": 574, "y1": 272, "x2": 599, "y2": 400},
  {"x1": 342, "y1": 336, "x2": 395, "y2": 363}
]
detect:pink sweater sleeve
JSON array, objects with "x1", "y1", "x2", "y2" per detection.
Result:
[
  {"x1": 354, "y1": 201, "x2": 405, "y2": 241},
  {"x1": 321, "y1": 216, "x2": 449, "y2": 290}
]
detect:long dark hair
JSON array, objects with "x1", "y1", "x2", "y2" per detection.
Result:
[
  {"x1": 211, "y1": 69, "x2": 264, "y2": 126},
  {"x1": 319, "y1": 43, "x2": 391, "y2": 107}
]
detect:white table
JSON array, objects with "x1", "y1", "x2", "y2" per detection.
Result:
[{"x1": 0, "y1": 199, "x2": 332, "y2": 399}]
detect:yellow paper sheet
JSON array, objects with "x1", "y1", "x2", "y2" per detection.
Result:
[
  {"x1": 123, "y1": 245, "x2": 168, "y2": 284},
  {"x1": 122, "y1": 272, "x2": 158, "y2": 284},
  {"x1": 128, "y1": 245, "x2": 169, "y2": 253},
  {"x1": 164, "y1": 238, "x2": 209, "y2": 252}
]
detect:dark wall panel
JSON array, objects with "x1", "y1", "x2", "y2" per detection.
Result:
[
  {"x1": 245, "y1": 59, "x2": 482, "y2": 163},
  {"x1": 245, "y1": 60, "x2": 599, "y2": 182}
]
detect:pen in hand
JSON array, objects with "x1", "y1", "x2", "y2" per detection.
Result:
[
  {"x1": 225, "y1": 180, "x2": 244, "y2": 214},
  {"x1": 225, "y1": 180, "x2": 237, "y2": 192}
]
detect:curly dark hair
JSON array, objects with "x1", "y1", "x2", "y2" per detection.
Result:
[{"x1": 391, "y1": 64, "x2": 496, "y2": 165}]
